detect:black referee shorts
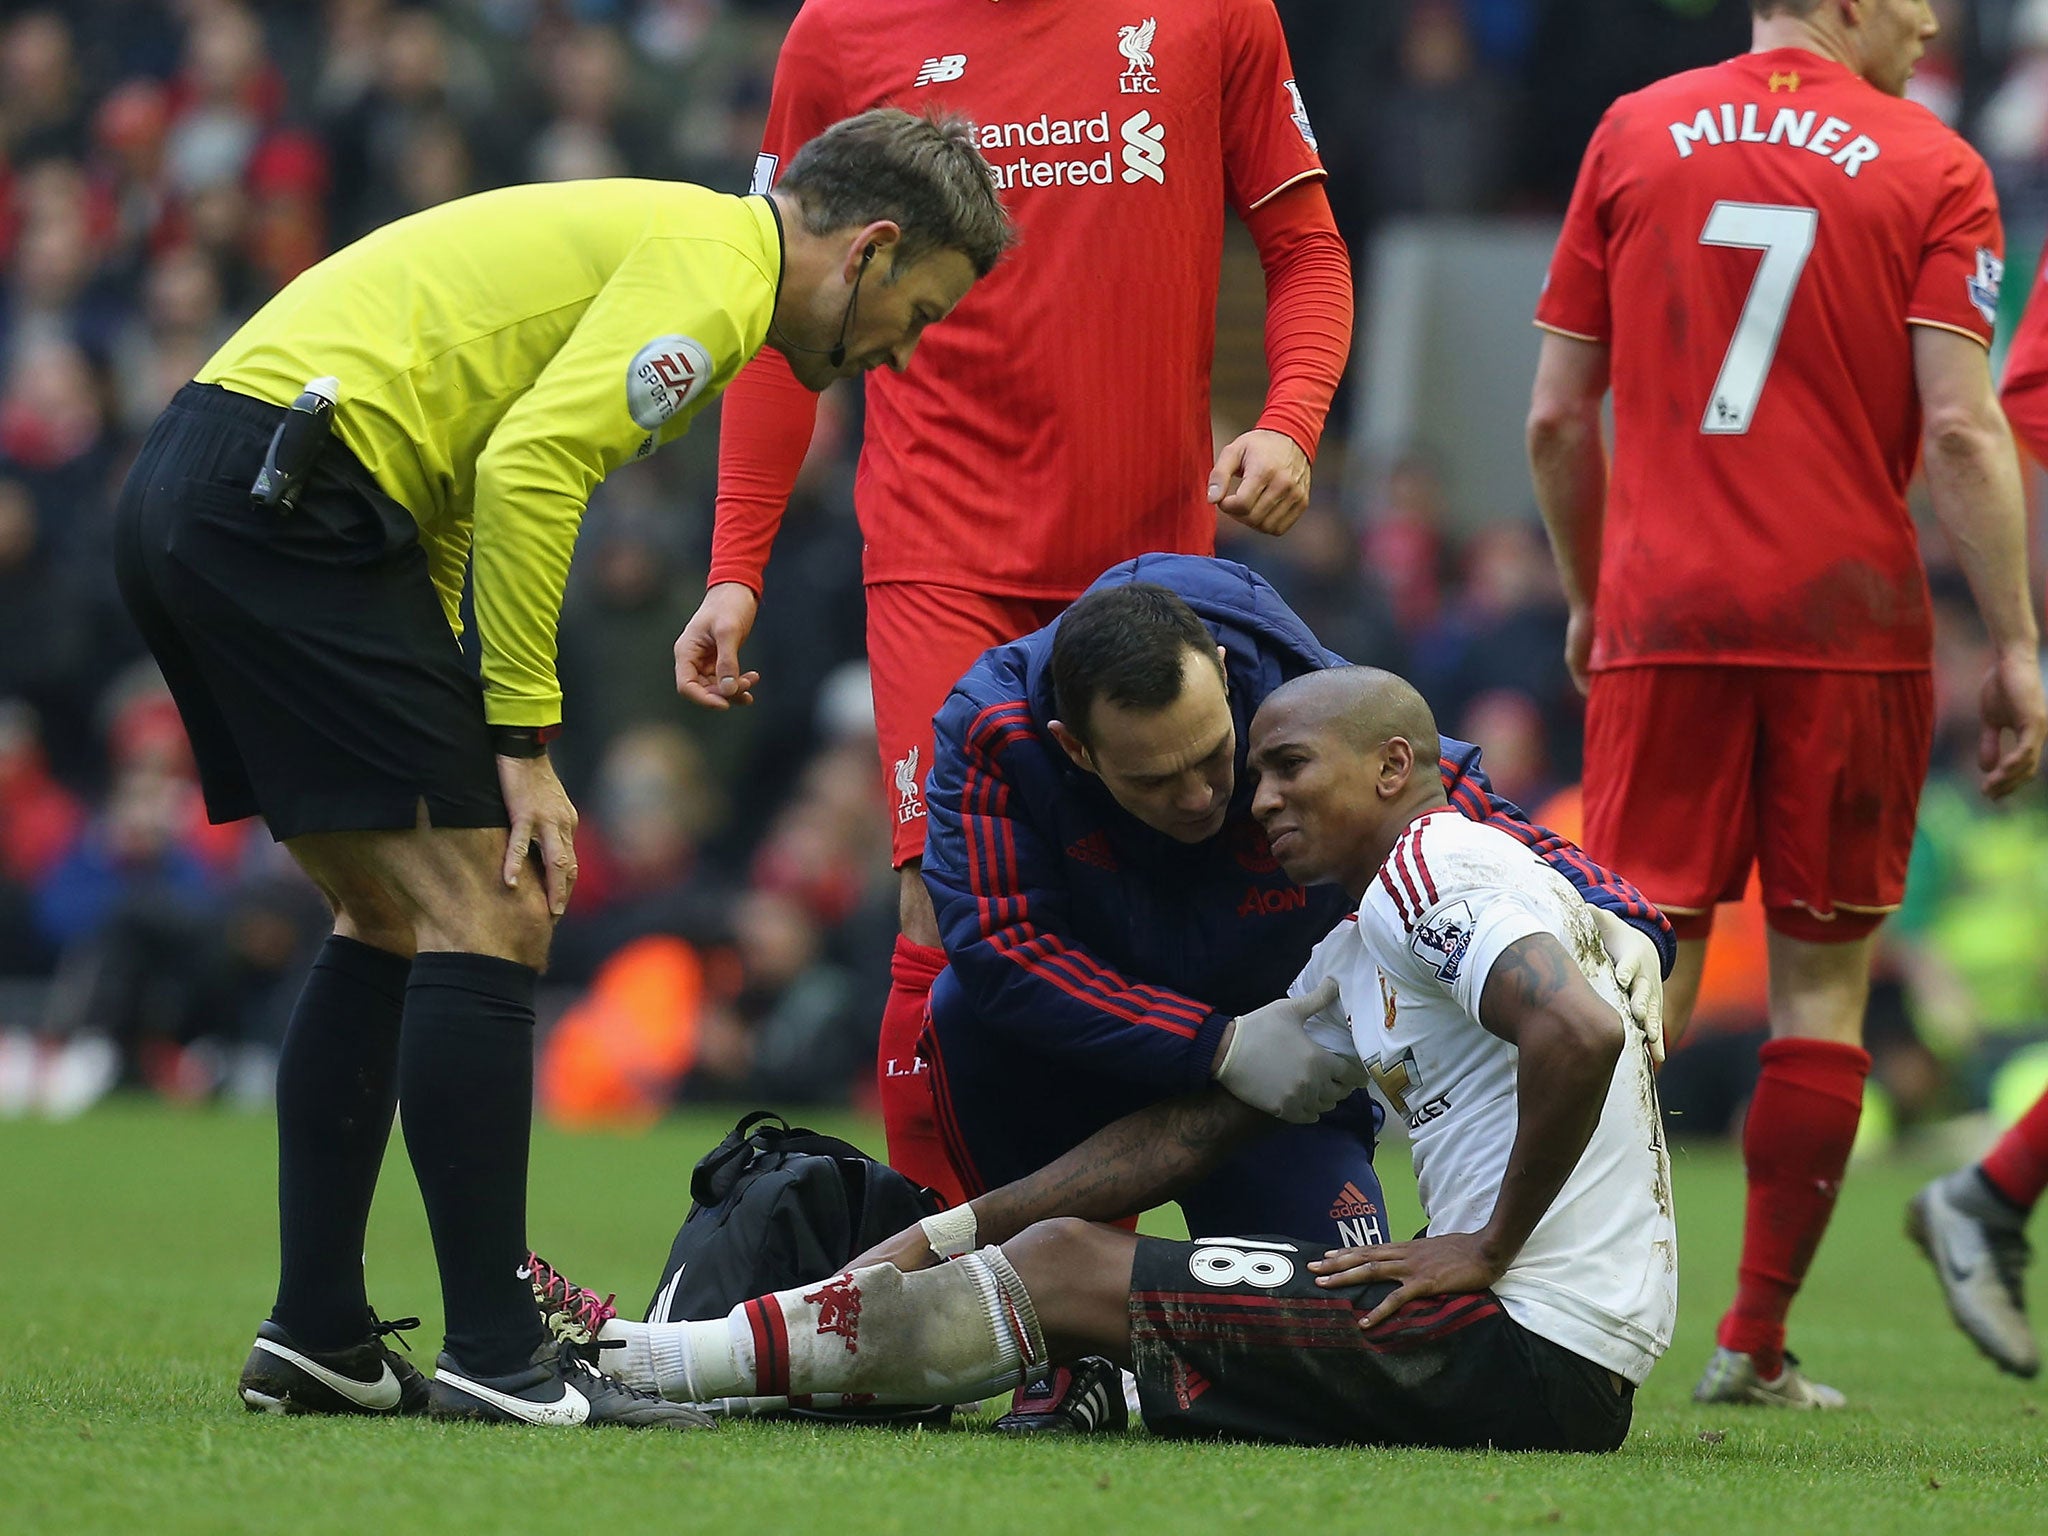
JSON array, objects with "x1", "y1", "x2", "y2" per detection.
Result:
[
  {"x1": 1128, "y1": 1235, "x2": 1634, "y2": 1452},
  {"x1": 112, "y1": 382, "x2": 506, "y2": 841}
]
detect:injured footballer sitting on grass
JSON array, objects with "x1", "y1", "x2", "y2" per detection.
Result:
[{"x1": 543, "y1": 668, "x2": 1676, "y2": 1451}]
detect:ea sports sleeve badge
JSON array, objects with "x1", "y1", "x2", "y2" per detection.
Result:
[{"x1": 627, "y1": 335, "x2": 715, "y2": 432}]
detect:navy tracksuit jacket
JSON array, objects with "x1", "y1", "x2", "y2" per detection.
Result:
[{"x1": 920, "y1": 555, "x2": 1673, "y2": 1244}]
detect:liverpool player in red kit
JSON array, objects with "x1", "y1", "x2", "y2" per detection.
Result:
[
  {"x1": 672, "y1": 1, "x2": 1350, "y2": 1204},
  {"x1": 1904, "y1": 234, "x2": 2048, "y2": 1382},
  {"x1": 1528, "y1": 0, "x2": 2047, "y2": 1407}
]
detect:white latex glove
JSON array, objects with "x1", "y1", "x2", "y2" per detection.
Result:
[
  {"x1": 1214, "y1": 978, "x2": 1367, "y2": 1124},
  {"x1": 1594, "y1": 908, "x2": 1666, "y2": 1067}
]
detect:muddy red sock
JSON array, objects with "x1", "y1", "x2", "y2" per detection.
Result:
[
  {"x1": 1981, "y1": 1084, "x2": 2048, "y2": 1213},
  {"x1": 1715, "y1": 1037, "x2": 1870, "y2": 1377},
  {"x1": 876, "y1": 935, "x2": 964, "y2": 1205}
]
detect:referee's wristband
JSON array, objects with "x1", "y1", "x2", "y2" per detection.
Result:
[{"x1": 490, "y1": 723, "x2": 561, "y2": 759}]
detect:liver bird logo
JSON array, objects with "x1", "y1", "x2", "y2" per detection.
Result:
[{"x1": 1119, "y1": 17, "x2": 1156, "y2": 76}]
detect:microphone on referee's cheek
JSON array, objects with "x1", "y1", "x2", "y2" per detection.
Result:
[{"x1": 827, "y1": 243, "x2": 876, "y2": 369}]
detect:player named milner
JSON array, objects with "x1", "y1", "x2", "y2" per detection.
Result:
[{"x1": 1527, "y1": 0, "x2": 2045, "y2": 1408}]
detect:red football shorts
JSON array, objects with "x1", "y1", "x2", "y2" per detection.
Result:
[
  {"x1": 866, "y1": 582, "x2": 1070, "y2": 867},
  {"x1": 1582, "y1": 665, "x2": 1933, "y2": 944}
]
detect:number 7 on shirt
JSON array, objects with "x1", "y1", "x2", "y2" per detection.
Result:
[{"x1": 1698, "y1": 201, "x2": 1818, "y2": 436}]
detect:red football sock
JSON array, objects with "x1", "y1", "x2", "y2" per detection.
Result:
[
  {"x1": 1981, "y1": 1084, "x2": 2048, "y2": 1213},
  {"x1": 876, "y1": 935, "x2": 965, "y2": 1206},
  {"x1": 1716, "y1": 1037, "x2": 1870, "y2": 1377}
]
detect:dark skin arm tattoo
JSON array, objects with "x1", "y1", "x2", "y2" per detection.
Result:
[
  {"x1": 969, "y1": 1087, "x2": 1272, "y2": 1246},
  {"x1": 1470, "y1": 930, "x2": 1626, "y2": 1268},
  {"x1": 1476, "y1": 929, "x2": 1582, "y2": 1036}
]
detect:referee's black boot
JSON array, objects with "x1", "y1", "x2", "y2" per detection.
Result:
[
  {"x1": 239, "y1": 1312, "x2": 431, "y2": 1416},
  {"x1": 994, "y1": 1357, "x2": 1130, "y2": 1434},
  {"x1": 429, "y1": 1338, "x2": 715, "y2": 1430}
]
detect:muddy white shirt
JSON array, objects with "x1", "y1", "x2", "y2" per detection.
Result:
[{"x1": 1291, "y1": 807, "x2": 1677, "y2": 1384}]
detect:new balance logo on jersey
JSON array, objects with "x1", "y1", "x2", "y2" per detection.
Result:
[
  {"x1": 914, "y1": 54, "x2": 966, "y2": 87},
  {"x1": 1065, "y1": 831, "x2": 1119, "y2": 870},
  {"x1": 1120, "y1": 111, "x2": 1165, "y2": 183},
  {"x1": 1118, "y1": 18, "x2": 1159, "y2": 93},
  {"x1": 1969, "y1": 247, "x2": 2003, "y2": 323}
]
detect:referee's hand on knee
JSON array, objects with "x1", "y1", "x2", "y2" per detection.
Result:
[{"x1": 496, "y1": 753, "x2": 579, "y2": 916}]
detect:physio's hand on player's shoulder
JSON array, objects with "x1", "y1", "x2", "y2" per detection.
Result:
[
  {"x1": 674, "y1": 581, "x2": 762, "y2": 709},
  {"x1": 1978, "y1": 646, "x2": 2048, "y2": 800},
  {"x1": 1309, "y1": 1232, "x2": 1510, "y2": 1330},
  {"x1": 1209, "y1": 429, "x2": 1311, "y2": 535},
  {"x1": 1213, "y1": 978, "x2": 1365, "y2": 1125},
  {"x1": 1564, "y1": 605, "x2": 1594, "y2": 697},
  {"x1": 496, "y1": 752, "x2": 578, "y2": 917},
  {"x1": 847, "y1": 1221, "x2": 947, "y2": 1275},
  {"x1": 1592, "y1": 908, "x2": 1665, "y2": 1068}
]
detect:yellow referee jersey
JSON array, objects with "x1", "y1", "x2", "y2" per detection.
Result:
[{"x1": 198, "y1": 180, "x2": 782, "y2": 727}]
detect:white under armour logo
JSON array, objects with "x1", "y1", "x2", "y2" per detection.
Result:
[
  {"x1": 1120, "y1": 111, "x2": 1165, "y2": 183},
  {"x1": 914, "y1": 54, "x2": 966, "y2": 87}
]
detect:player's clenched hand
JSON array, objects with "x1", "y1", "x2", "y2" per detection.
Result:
[
  {"x1": 1309, "y1": 1232, "x2": 1509, "y2": 1331},
  {"x1": 674, "y1": 581, "x2": 762, "y2": 709},
  {"x1": 1978, "y1": 646, "x2": 2048, "y2": 800},
  {"x1": 1593, "y1": 908, "x2": 1665, "y2": 1067},
  {"x1": 1213, "y1": 978, "x2": 1367, "y2": 1124},
  {"x1": 1209, "y1": 429, "x2": 1311, "y2": 535},
  {"x1": 497, "y1": 752, "x2": 579, "y2": 917},
  {"x1": 847, "y1": 1221, "x2": 946, "y2": 1275}
]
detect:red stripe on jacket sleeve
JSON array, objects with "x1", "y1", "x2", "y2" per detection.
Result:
[{"x1": 955, "y1": 700, "x2": 1211, "y2": 1038}]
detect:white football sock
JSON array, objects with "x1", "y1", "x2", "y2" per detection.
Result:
[{"x1": 604, "y1": 1249, "x2": 1046, "y2": 1405}]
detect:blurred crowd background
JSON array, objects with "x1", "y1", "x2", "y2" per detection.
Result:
[{"x1": 0, "y1": 0, "x2": 2043, "y2": 1144}]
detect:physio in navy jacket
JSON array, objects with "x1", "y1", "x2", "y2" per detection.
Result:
[{"x1": 920, "y1": 554, "x2": 1672, "y2": 1241}]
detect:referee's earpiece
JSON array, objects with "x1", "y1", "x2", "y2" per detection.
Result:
[{"x1": 828, "y1": 245, "x2": 880, "y2": 370}]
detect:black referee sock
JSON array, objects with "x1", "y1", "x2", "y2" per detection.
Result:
[
  {"x1": 270, "y1": 935, "x2": 410, "y2": 1351},
  {"x1": 398, "y1": 951, "x2": 547, "y2": 1375}
]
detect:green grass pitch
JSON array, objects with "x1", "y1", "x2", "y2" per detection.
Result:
[{"x1": 3, "y1": 1102, "x2": 2043, "y2": 1535}]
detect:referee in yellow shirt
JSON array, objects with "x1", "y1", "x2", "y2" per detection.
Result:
[{"x1": 112, "y1": 109, "x2": 1010, "y2": 1432}]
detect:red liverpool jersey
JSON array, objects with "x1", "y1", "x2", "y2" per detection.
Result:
[
  {"x1": 740, "y1": 0, "x2": 1324, "y2": 597},
  {"x1": 1536, "y1": 48, "x2": 2002, "y2": 671},
  {"x1": 1999, "y1": 237, "x2": 2048, "y2": 462}
]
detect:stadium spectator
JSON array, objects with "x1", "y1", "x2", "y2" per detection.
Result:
[
  {"x1": 1366, "y1": 0, "x2": 1514, "y2": 216},
  {"x1": 318, "y1": 4, "x2": 495, "y2": 239},
  {"x1": 0, "y1": 11, "x2": 88, "y2": 163}
]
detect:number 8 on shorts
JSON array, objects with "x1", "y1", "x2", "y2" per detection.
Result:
[{"x1": 1188, "y1": 1239, "x2": 1298, "y2": 1289}]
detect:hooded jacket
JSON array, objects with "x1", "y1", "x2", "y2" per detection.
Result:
[{"x1": 922, "y1": 554, "x2": 1672, "y2": 1092}]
